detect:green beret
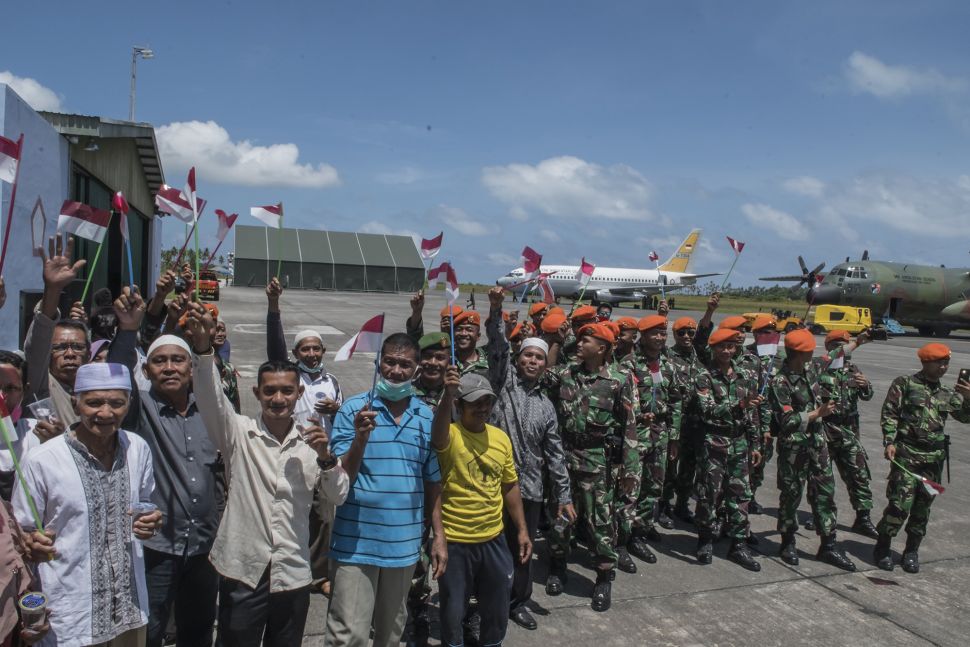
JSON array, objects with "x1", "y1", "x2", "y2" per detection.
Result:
[{"x1": 419, "y1": 332, "x2": 451, "y2": 351}]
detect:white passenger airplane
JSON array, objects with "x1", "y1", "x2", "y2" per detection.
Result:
[{"x1": 495, "y1": 229, "x2": 719, "y2": 305}]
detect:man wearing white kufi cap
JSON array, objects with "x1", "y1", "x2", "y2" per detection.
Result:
[
  {"x1": 105, "y1": 285, "x2": 224, "y2": 647},
  {"x1": 13, "y1": 362, "x2": 163, "y2": 647},
  {"x1": 265, "y1": 278, "x2": 343, "y2": 432}
]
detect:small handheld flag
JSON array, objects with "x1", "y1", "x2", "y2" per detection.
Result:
[
  {"x1": 155, "y1": 184, "x2": 204, "y2": 223},
  {"x1": 334, "y1": 314, "x2": 385, "y2": 362},
  {"x1": 754, "y1": 331, "x2": 781, "y2": 357},
  {"x1": 892, "y1": 460, "x2": 945, "y2": 496},
  {"x1": 0, "y1": 133, "x2": 24, "y2": 275},
  {"x1": 538, "y1": 275, "x2": 555, "y2": 304},
  {"x1": 58, "y1": 201, "x2": 112, "y2": 243},
  {"x1": 521, "y1": 246, "x2": 542, "y2": 274},
  {"x1": 648, "y1": 251, "x2": 660, "y2": 263},
  {"x1": 420, "y1": 233, "x2": 443, "y2": 261},
  {"x1": 720, "y1": 236, "x2": 746, "y2": 290},
  {"x1": 202, "y1": 210, "x2": 238, "y2": 272},
  {"x1": 428, "y1": 262, "x2": 460, "y2": 304},
  {"x1": 185, "y1": 168, "x2": 202, "y2": 299},
  {"x1": 250, "y1": 203, "x2": 283, "y2": 229},
  {"x1": 113, "y1": 192, "x2": 135, "y2": 289},
  {"x1": 575, "y1": 257, "x2": 595, "y2": 282},
  {"x1": 727, "y1": 236, "x2": 745, "y2": 254}
]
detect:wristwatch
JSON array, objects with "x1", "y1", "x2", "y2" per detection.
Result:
[
  {"x1": 882, "y1": 438, "x2": 895, "y2": 448},
  {"x1": 317, "y1": 454, "x2": 339, "y2": 470}
]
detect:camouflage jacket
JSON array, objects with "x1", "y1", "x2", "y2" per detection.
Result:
[
  {"x1": 881, "y1": 372, "x2": 970, "y2": 454},
  {"x1": 544, "y1": 362, "x2": 640, "y2": 477},
  {"x1": 768, "y1": 347, "x2": 846, "y2": 442},
  {"x1": 412, "y1": 379, "x2": 444, "y2": 411},
  {"x1": 695, "y1": 360, "x2": 766, "y2": 451},
  {"x1": 816, "y1": 358, "x2": 873, "y2": 439},
  {"x1": 623, "y1": 351, "x2": 683, "y2": 444}
]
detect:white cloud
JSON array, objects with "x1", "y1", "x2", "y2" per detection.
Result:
[
  {"x1": 358, "y1": 220, "x2": 421, "y2": 246},
  {"x1": 482, "y1": 155, "x2": 655, "y2": 221},
  {"x1": 816, "y1": 173, "x2": 970, "y2": 237},
  {"x1": 486, "y1": 252, "x2": 518, "y2": 267},
  {"x1": 783, "y1": 176, "x2": 826, "y2": 198},
  {"x1": 0, "y1": 71, "x2": 63, "y2": 111},
  {"x1": 539, "y1": 229, "x2": 561, "y2": 243},
  {"x1": 844, "y1": 52, "x2": 967, "y2": 99},
  {"x1": 433, "y1": 204, "x2": 489, "y2": 236},
  {"x1": 741, "y1": 203, "x2": 810, "y2": 241},
  {"x1": 156, "y1": 120, "x2": 340, "y2": 188}
]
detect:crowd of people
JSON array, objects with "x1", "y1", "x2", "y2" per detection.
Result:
[{"x1": 1, "y1": 239, "x2": 969, "y2": 647}]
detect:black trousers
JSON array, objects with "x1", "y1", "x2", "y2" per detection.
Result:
[
  {"x1": 504, "y1": 500, "x2": 541, "y2": 611},
  {"x1": 145, "y1": 548, "x2": 219, "y2": 647},
  {"x1": 215, "y1": 569, "x2": 310, "y2": 647},
  {"x1": 438, "y1": 535, "x2": 513, "y2": 647}
]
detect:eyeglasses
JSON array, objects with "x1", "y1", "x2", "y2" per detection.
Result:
[
  {"x1": 51, "y1": 342, "x2": 89, "y2": 354},
  {"x1": 675, "y1": 329, "x2": 696, "y2": 337}
]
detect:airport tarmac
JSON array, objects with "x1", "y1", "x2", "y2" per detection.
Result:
[{"x1": 216, "y1": 286, "x2": 970, "y2": 647}]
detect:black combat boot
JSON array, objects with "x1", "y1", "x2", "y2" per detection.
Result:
[
  {"x1": 673, "y1": 499, "x2": 694, "y2": 524},
  {"x1": 696, "y1": 536, "x2": 713, "y2": 565},
  {"x1": 642, "y1": 524, "x2": 663, "y2": 542},
  {"x1": 749, "y1": 497, "x2": 764, "y2": 515},
  {"x1": 851, "y1": 510, "x2": 879, "y2": 539},
  {"x1": 591, "y1": 569, "x2": 613, "y2": 612},
  {"x1": 628, "y1": 536, "x2": 657, "y2": 564},
  {"x1": 545, "y1": 558, "x2": 568, "y2": 596},
  {"x1": 901, "y1": 534, "x2": 922, "y2": 573},
  {"x1": 728, "y1": 540, "x2": 762, "y2": 572},
  {"x1": 873, "y1": 533, "x2": 894, "y2": 571},
  {"x1": 407, "y1": 615, "x2": 430, "y2": 647},
  {"x1": 817, "y1": 534, "x2": 856, "y2": 572},
  {"x1": 802, "y1": 514, "x2": 815, "y2": 531},
  {"x1": 745, "y1": 532, "x2": 760, "y2": 547},
  {"x1": 779, "y1": 531, "x2": 799, "y2": 565},
  {"x1": 657, "y1": 504, "x2": 674, "y2": 530},
  {"x1": 617, "y1": 546, "x2": 637, "y2": 574}
]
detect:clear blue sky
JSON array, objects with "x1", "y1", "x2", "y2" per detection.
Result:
[{"x1": 3, "y1": 0, "x2": 969, "y2": 284}]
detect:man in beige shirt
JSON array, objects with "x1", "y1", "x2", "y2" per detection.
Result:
[{"x1": 185, "y1": 304, "x2": 350, "y2": 647}]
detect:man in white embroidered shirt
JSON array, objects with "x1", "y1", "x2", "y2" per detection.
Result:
[{"x1": 185, "y1": 304, "x2": 350, "y2": 646}]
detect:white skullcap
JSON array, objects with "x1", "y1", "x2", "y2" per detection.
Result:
[
  {"x1": 294, "y1": 329, "x2": 323, "y2": 347},
  {"x1": 147, "y1": 334, "x2": 192, "y2": 358},
  {"x1": 74, "y1": 362, "x2": 131, "y2": 393},
  {"x1": 519, "y1": 337, "x2": 549, "y2": 355}
]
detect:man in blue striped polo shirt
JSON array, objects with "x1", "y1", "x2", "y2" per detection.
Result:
[{"x1": 325, "y1": 332, "x2": 448, "y2": 647}]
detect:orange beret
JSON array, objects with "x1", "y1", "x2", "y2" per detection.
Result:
[
  {"x1": 917, "y1": 342, "x2": 950, "y2": 362},
  {"x1": 178, "y1": 303, "x2": 219, "y2": 328},
  {"x1": 578, "y1": 323, "x2": 615, "y2": 345},
  {"x1": 509, "y1": 323, "x2": 526, "y2": 340},
  {"x1": 751, "y1": 315, "x2": 776, "y2": 332},
  {"x1": 604, "y1": 321, "x2": 621, "y2": 338},
  {"x1": 547, "y1": 306, "x2": 565, "y2": 317},
  {"x1": 825, "y1": 329, "x2": 851, "y2": 344},
  {"x1": 454, "y1": 311, "x2": 480, "y2": 327},
  {"x1": 529, "y1": 303, "x2": 549, "y2": 317},
  {"x1": 784, "y1": 329, "x2": 816, "y2": 353},
  {"x1": 502, "y1": 311, "x2": 510, "y2": 322},
  {"x1": 673, "y1": 316, "x2": 697, "y2": 332},
  {"x1": 638, "y1": 315, "x2": 668, "y2": 332},
  {"x1": 708, "y1": 328, "x2": 741, "y2": 346},
  {"x1": 571, "y1": 305, "x2": 598, "y2": 323},
  {"x1": 718, "y1": 315, "x2": 748, "y2": 331},
  {"x1": 440, "y1": 305, "x2": 463, "y2": 318},
  {"x1": 615, "y1": 316, "x2": 639, "y2": 330},
  {"x1": 541, "y1": 312, "x2": 567, "y2": 333}
]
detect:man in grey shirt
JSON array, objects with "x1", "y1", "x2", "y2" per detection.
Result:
[
  {"x1": 108, "y1": 288, "x2": 223, "y2": 647},
  {"x1": 490, "y1": 336, "x2": 573, "y2": 631}
]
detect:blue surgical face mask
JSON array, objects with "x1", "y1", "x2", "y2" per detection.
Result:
[
  {"x1": 298, "y1": 360, "x2": 322, "y2": 375},
  {"x1": 375, "y1": 376, "x2": 413, "y2": 402}
]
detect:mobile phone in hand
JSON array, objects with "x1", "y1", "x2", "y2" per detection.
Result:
[{"x1": 959, "y1": 368, "x2": 970, "y2": 384}]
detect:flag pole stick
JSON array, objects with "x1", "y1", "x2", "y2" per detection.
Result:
[
  {"x1": 276, "y1": 203, "x2": 284, "y2": 280},
  {"x1": 719, "y1": 253, "x2": 741, "y2": 292},
  {"x1": 656, "y1": 260, "x2": 666, "y2": 301},
  {"x1": 202, "y1": 238, "x2": 226, "y2": 272},
  {"x1": 368, "y1": 313, "x2": 385, "y2": 405},
  {"x1": 123, "y1": 212, "x2": 135, "y2": 290},
  {"x1": 193, "y1": 216, "x2": 201, "y2": 301},
  {"x1": 0, "y1": 134, "x2": 24, "y2": 276},
  {"x1": 173, "y1": 201, "x2": 207, "y2": 268},
  {"x1": 571, "y1": 274, "x2": 592, "y2": 314},
  {"x1": 0, "y1": 409, "x2": 44, "y2": 532},
  {"x1": 80, "y1": 213, "x2": 113, "y2": 303},
  {"x1": 449, "y1": 309, "x2": 457, "y2": 366}
]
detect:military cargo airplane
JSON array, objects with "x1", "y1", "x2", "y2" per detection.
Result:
[
  {"x1": 496, "y1": 229, "x2": 719, "y2": 305},
  {"x1": 760, "y1": 253, "x2": 970, "y2": 337}
]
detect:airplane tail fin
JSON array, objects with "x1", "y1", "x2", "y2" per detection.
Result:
[{"x1": 659, "y1": 229, "x2": 701, "y2": 274}]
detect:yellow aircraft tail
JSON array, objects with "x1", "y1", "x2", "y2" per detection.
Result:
[{"x1": 659, "y1": 229, "x2": 701, "y2": 274}]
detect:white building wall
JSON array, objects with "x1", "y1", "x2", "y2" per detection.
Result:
[{"x1": 0, "y1": 85, "x2": 70, "y2": 350}]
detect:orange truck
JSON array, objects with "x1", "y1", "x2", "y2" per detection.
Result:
[{"x1": 197, "y1": 270, "x2": 220, "y2": 301}]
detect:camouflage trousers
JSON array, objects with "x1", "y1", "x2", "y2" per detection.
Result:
[
  {"x1": 670, "y1": 423, "x2": 704, "y2": 506},
  {"x1": 617, "y1": 444, "x2": 660, "y2": 544},
  {"x1": 749, "y1": 434, "x2": 774, "y2": 495},
  {"x1": 635, "y1": 429, "x2": 669, "y2": 531},
  {"x1": 776, "y1": 433, "x2": 838, "y2": 536},
  {"x1": 695, "y1": 433, "x2": 752, "y2": 540},
  {"x1": 550, "y1": 466, "x2": 619, "y2": 570},
  {"x1": 826, "y1": 427, "x2": 873, "y2": 512},
  {"x1": 876, "y1": 447, "x2": 944, "y2": 539},
  {"x1": 406, "y1": 528, "x2": 433, "y2": 624}
]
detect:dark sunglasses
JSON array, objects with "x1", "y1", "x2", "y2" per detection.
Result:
[{"x1": 675, "y1": 329, "x2": 696, "y2": 337}]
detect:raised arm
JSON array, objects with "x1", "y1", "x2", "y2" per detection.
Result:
[
  {"x1": 484, "y1": 287, "x2": 510, "y2": 393},
  {"x1": 406, "y1": 290, "x2": 426, "y2": 343},
  {"x1": 432, "y1": 366, "x2": 460, "y2": 451},
  {"x1": 265, "y1": 277, "x2": 288, "y2": 362},
  {"x1": 185, "y1": 303, "x2": 236, "y2": 457}
]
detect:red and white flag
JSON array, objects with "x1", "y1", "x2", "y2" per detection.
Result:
[
  {"x1": 215, "y1": 210, "x2": 238, "y2": 242},
  {"x1": 755, "y1": 330, "x2": 781, "y2": 357},
  {"x1": 250, "y1": 203, "x2": 283, "y2": 229},
  {"x1": 521, "y1": 246, "x2": 542, "y2": 274},
  {"x1": 113, "y1": 192, "x2": 130, "y2": 241},
  {"x1": 420, "y1": 232, "x2": 443, "y2": 260},
  {"x1": 0, "y1": 394, "x2": 16, "y2": 434},
  {"x1": 575, "y1": 257, "x2": 595, "y2": 282},
  {"x1": 648, "y1": 251, "x2": 660, "y2": 263},
  {"x1": 428, "y1": 262, "x2": 460, "y2": 303},
  {"x1": 184, "y1": 167, "x2": 199, "y2": 223},
  {"x1": 334, "y1": 314, "x2": 385, "y2": 361},
  {"x1": 920, "y1": 475, "x2": 945, "y2": 497},
  {"x1": 57, "y1": 201, "x2": 111, "y2": 243},
  {"x1": 155, "y1": 184, "x2": 205, "y2": 223},
  {"x1": 829, "y1": 347, "x2": 846, "y2": 370},
  {"x1": 727, "y1": 236, "x2": 745, "y2": 254},
  {"x1": 0, "y1": 134, "x2": 21, "y2": 184},
  {"x1": 538, "y1": 275, "x2": 555, "y2": 304},
  {"x1": 648, "y1": 360, "x2": 663, "y2": 385}
]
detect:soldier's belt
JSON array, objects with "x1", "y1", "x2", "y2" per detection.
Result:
[
  {"x1": 564, "y1": 433, "x2": 610, "y2": 450},
  {"x1": 704, "y1": 423, "x2": 746, "y2": 438},
  {"x1": 899, "y1": 438, "x2": 945, "y2": 452},
  {"x1": 826, "y1": 414, "x2": 859, "y2": 426}
]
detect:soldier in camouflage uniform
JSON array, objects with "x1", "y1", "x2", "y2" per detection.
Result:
[
  {"x1": 612, "y1": 317, "x2": 639, "y2": 368},
  {"x1": 694, "y1": 328, "x2": 766, "y2": 570},
  {"x1": 815, "y1": 330, "x2": 879, "y2": 539},
  {"x1": 615, "y1": 315, "x2": 681, "y2": 570},
  {"x1": 768, "y1": 329, "x2": 869, "y2": 571},
  {"x1": 740, "y1": 314, "x2": 782, "y2": 514},
  {"x1": 557, "y1": 305, "x2": 598, "y2": 365},
  {"x1": 874, "y1": 342, "x2": 970, "y2": 573},
  {"x1": 665, "y1": 316, "x2": 706, "y2": 523},
  {"x1": 543, "y1": 322, "x2": 639, "y2": 612}
]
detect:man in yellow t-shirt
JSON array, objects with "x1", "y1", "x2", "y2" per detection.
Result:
[{"x1": 432, "y1": 367, "x2": 532, "y2": 647}]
